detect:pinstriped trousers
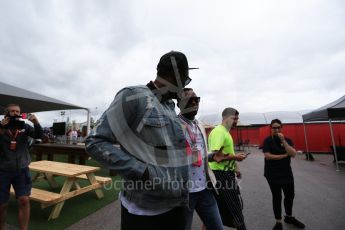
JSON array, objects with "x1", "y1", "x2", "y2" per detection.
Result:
[{"x1": 213, "y1": 170, "x2": 246, "y2": 230}]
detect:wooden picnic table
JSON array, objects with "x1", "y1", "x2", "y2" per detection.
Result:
[
  {"x1": 32, "y1": 143, "x2": 88, "y2": 165},
  {"x1": 29, "y1": 160, "x2": 111, "y2": 220}
]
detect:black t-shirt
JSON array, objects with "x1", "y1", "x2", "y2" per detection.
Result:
[{"x1": 262, "y1": 135, "x2": 294, "y2": 184}]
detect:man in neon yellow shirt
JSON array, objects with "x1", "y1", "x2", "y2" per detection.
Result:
[{"x1": 208, "y1": 107, "x2": 247, "y2": 230}]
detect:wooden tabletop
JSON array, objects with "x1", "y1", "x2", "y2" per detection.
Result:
[{"x1": 29, "y1": 160, "x2": 100, "y2": 177}]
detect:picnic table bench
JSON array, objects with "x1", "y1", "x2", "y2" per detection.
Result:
[
  {"x1": 11, "y1": 160, "x2": 111, "y2": 220},
  {"x1": 10, "y1": 187, "x2": 62, "y2": 206}
]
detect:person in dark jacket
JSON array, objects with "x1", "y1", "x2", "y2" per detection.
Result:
[
  {"x1": 262, "y1": 119, "x2": 305, "y2": 230},
  {"x1": 86, "y1": 51, "x2": 197, "y2": 230},
  {"x1": 0, "y1": 104, "x2": 42, "y2": 230}
]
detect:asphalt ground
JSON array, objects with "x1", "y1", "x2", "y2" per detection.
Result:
[{"x1": 6, "y1": 147, "x2": 345, "y2": 230}]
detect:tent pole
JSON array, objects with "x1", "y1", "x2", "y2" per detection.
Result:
[
  {"x1": 262, "y1": 113, "x2": 268, "y2": 124},
  {"x1": 302, "y1": 122, "x2": 309, "y2": 153},
  {"x1": 329, "y1": 120, "x2": 340, "y2": 171},
  {"x1": 85, "y1": 108, "x2": 91, "y2": 135},
  {"x1": 236, "y1": 127, "x2": 240, "y2": 151}
]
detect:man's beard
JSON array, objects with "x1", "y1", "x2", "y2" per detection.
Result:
[{"x1": 166, "y1": 91, "x2": 178, "y2": 99}]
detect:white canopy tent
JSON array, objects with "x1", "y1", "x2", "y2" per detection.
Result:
[
  {"x1": 198, "y1": 113, "x2": 252, "y2": 149},
  {"x1": 302, "y1": 95, "x2": 345, "y2": 171},
  {"x1": 198, "y1": 114, "x2": 251, "y2": 127},
  {"x1": 199, "y1": 111, "x2": 304, "y2": 127},
  {"x1": 0, "y1": 81, "x2": 90, "y2": 134}
]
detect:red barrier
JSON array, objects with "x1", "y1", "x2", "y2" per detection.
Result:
[{"x1": 207, "y1": 123, "x2": 345, "y2": 153}]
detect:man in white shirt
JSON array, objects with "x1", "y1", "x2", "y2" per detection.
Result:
[{"x1": 178, "y1": 88, "x2": 223, "y2": 230}]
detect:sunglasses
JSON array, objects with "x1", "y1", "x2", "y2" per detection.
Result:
[
  {"x1": 271, "y1": 126, "x2": 281, "y2": 130},
  {"x1": 181, "y1": 96, "x2": 200, "y2": 105}
]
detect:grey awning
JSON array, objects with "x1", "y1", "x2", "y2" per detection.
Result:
[
  {"x1": 302, "y1": 95, "x2": 345, "y2": 122},
  {"x1": 0, "y1": 81, "x2": 86, "y2": 113}
]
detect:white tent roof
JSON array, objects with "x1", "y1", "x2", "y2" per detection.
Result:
[{"x1": 199, "y1": 111, "x2": 305, "y2": 126}]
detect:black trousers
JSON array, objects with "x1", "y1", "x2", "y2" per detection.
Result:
[
  {"x1": 121, "y1": 204, "x2": 187, "y2": 230},
  {"x1": 268, "y1": 182, "x2": 295, "y2": 220},
  {"x1": 213, "y1": 170, "x2": 246, "y2": 230}
]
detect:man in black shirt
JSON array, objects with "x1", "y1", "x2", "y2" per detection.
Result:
[{"x1": 262, "y1": 119, "x2": 305, "y2": 230}]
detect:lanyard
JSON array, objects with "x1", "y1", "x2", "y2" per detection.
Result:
[
  {"x1": 8, "y1": 129, "x2": 19, "y2": 141},
  {"x1": 179, "y1": 116, "x2": 203, "y2": 167},
  {"x1": 179, "y1": 115, "x2": 198, "y2": 145},
  {"x1": 184, "y1": 123, "x2": 198, "y2": 146}
]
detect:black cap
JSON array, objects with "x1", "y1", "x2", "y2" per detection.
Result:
[{"x1": 157, "y1": 51, "x2": 198, "y2": 84}]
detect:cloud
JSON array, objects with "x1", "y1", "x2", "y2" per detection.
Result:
[{"x1": 0, "y1": 0, "x2": 344, "y2": 126}]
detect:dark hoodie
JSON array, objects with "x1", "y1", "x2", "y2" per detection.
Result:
[{"x1": 0, "y1": 123, "x2": 42, "y2": 171}]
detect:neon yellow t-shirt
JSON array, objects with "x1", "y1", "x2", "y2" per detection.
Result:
[{"x1": 208, "y1": 124, "x2": 236, "y2": 171}]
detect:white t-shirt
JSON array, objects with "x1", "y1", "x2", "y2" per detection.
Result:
[
  {"x1": 120, "y1": 192, "x2": 172, "y2": 216},
  {"x1": 70, "y1": 130, "x2": 78, "y2": 137}
]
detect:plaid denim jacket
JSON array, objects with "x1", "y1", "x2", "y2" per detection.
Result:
[{"x1": 86, "y1": 85, "x2": 189, "y2": 210}]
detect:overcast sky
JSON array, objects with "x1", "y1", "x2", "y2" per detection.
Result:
[{"x1": 1, "y1": 0, "x2": 344, "y2": 126}]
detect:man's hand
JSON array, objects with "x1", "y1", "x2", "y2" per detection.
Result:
[
  {"x1": 277, "y1": 133, "x2": 285, "y2": 142},
  {"x1": 212, "y1": 147, "x2": 248, "y2": 162},
  {"x1": 233, "y1": 153, "x2": 247, "y2": 161},
  {"x1": 235, "y1": 170, "x2": 242, "y2": 179},
  {"x1": 28, "y1": 114, "x2": 39, "y2": 125},
  {"x1": 212, "y1": 146, "x2": 227, "y2": 163},
  {"x1": 0, "y1": 117, "x2": 10, "y2": 127}
]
